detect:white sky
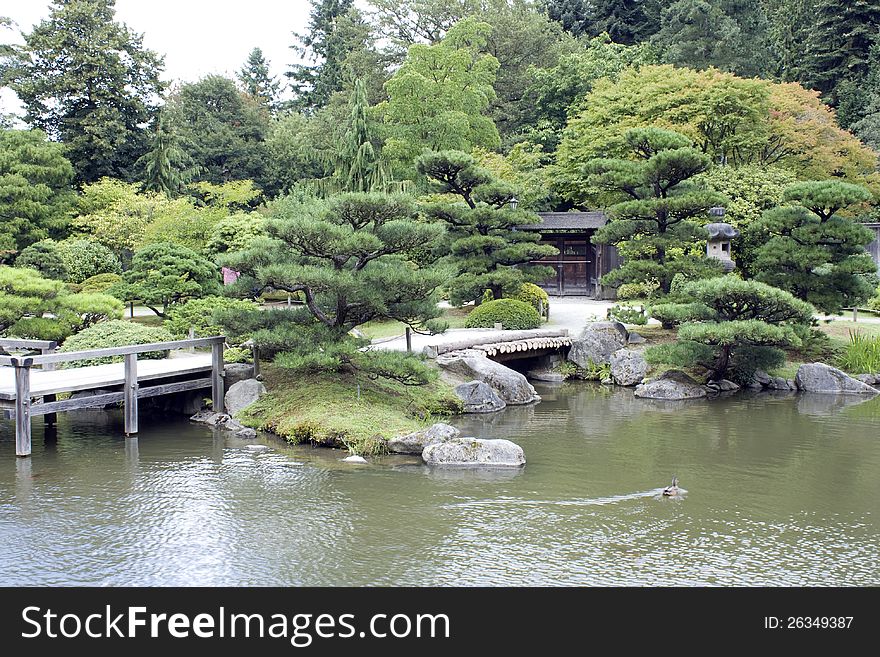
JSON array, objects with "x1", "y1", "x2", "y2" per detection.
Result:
[{"x1": 2, "y1": 0, "x2": 329, "y2": 115}]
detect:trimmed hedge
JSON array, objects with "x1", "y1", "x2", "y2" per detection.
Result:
[
  {"x1": 465, "y1": 298, "x2": 541, "y2": 330},
  {"x1": 509, "y1": 283, "x2": 549, "y2": 320},
  {"x1": 59, "y1": 320, "x2": 173, "y2": 367},
  {"x1": 80, "y1": 273, "x2": 122, "y2": 294}
]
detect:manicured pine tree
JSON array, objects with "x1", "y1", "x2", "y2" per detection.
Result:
[{"x1": 417, "y1": 150, "x2": 557, "y2": 305}]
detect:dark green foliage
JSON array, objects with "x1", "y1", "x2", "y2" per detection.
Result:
[
  {"x1": 645, "y1": 276, "x2": 814, "y2": 381},
  {"x1": 15, "y1": 240, "x2": 68, "y2": 280},
  {"x1": 464, "y1": 298, "x2": 541, "y2": 330},
  {"x1": 2, "y1": 0, "x2": 165, "y2": 183},
  {"x1": 137, "y1": 113, "x2": 194, "y2": 196},
  {"x1": 276, "y1": 343, "x2": 437, "y2": 385},
  {"x1": 543, "y1": 0, "x2": 662, "y2": 44},
  {"x1": 587, "y1": 128, "x2": 726, "y2": 293},
  {"x1": 59, "y1": 320, "x2": 172, "y2": 366},
  {"x1": 112, "y1": 242, "x2": 221, "y2": 318},
  {"x1": 237, "y1": 47, "x2": 282, "y2": 112},
  {"x1": 0, "y1": 129, "x2": 75, "y2": 252},
  {"x1": 417, "y1": 150, "x2": 556, "y2": 304},
  {"x1": 747, "y1": 181, "x2": 878, "y2": 314},
  {"x1": 164, "y1": 296, "x2": 259, "y2": 339},
  {"x1": 165, "y1": 75, "x2": 269, "y2": 185},
  {"x1": 650, "y1": 301, "x2": 713, "y2": 329},
  {"x1": 7, "y1": 316, "x2": 72, "y2": 343}
]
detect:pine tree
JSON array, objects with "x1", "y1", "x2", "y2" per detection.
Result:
[
  {"x1": 543, "y1": 0, "x2": 663, "y2": 44},
  {"x1": 138, "y1": 113, "x2": 194, "y2": 197},
  {"x1": 333, "y1": 79, "x2": 388, "y2": 192},
  {"x1": 237, "y1": 47, "x2": 282, "y2": 112},
  {"x1": 2, "y1": 0, "x2": 165, "y2": 183}
]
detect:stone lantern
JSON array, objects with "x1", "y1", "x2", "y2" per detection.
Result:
[{"x1": 705, "y1": 207, "x2": 739, "y2": 272}]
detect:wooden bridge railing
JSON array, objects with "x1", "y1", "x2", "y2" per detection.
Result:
[{"x1": 1, "y1": 336, "x2": 225, "y2": 457}]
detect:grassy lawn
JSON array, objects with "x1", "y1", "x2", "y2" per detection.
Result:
[
  {"x1": 237, "y1": 364, "x2": 462, "y2": 455},
  {"x1": 815, "y1": 320, "x2": 880, "y2": 341},
  {"x1": 126, "y1": 314, "x2": 164, "y2": 328},
  {"x1": 360, "y1": 306, "x2": 473, "y2": 341}
]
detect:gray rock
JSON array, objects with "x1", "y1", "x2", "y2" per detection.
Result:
[
  {"x1": 634, "y1": 370, "x2": 707, "y2": 400},
  {"x1": 422, "y1": 437, "x2": 526, "y2": 468},
  {"x1": 388, "y1": 423, "x2": 461, "y2": 454},
  {"x1": 453, "y1": 380, "x2": 507, "y2": 413},
  {"x1": 527, "y1": 370, "x2": 566, "y2": 382},
  {"x1": 224, "y1": 363, "x2": 255, "y2": 389},
  {"x1": 717, "y1": 379, "x2": 740, "y2": 392},
  {"x1": 438, "y1": 351, "x2": 539, "y2": 405},
  {"x1": 567, "y1": 321, "x2": 629, "y2": 368},
  {"x1": 190, "y1": 410, "x2": 230, "y2": 426},
  {"x1": 766, "y1": 376, "x2": 794, "y2": 391},
  {"x1": 794, "y1": 363, "x2": 879, "y2": 395},
  {"x1": 610, "y1": 349, "x2": 649, "y2": 386},
  {"x1": 342, "y1": 455, "x2": 368, "y2": 464},
  {"x1": 855, "y1": 373, "x2": 878, "y2": 385},
  {"x1": 224, "y1": 379, "x2": 268, "y2": 416},
  {"x1": 627, "y1": 332, "x2": 646, "y2": 344}
]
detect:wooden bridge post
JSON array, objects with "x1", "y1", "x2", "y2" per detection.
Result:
[
  {"x1": 41, "y1": 344, "x2": 57, "y2": 426},
  {"x1": 212, "y1": 341, "x2": 225, "y2": 414},
  {"x1": 13, "y1": 360, "x2": 32, "y2": 457},
  {"x1": 405, "y1": 327, "x2": 412, "y2": 353},
  {"x1": 124, "y1": 353, "x2": 138, "y2": 435}
]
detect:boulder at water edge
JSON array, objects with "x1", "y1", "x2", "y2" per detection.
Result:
[
  {"x1": 453, "y1": 380, "x2": 507, "y2": 413},
  {"x1": 223, "y1": 363, "x2": 256, "y2": 389},
  {"x1": 634, "y1": 370, "x2": 707, "y2": 400},
  {"x1": 387, "y1": 423, "x2": 461, "y2": 454},
  {"x1": 610, "y1": 349, "x2": 648, "y2": 386},
  {"x1": 437, "y1": 350, "x2": 539, "y2": 405},
  {"x1": 567, "y1": 321, "x2": 629, "y2": 368},
  {"x1": 794, "y1": 363, "x2": 878, "y2": 394},
  {"x1": 422, "y1": 437, "x2": 526, "y2": 467},
  {"x1": 225, "y1": 379, "x2": 267, "y2": 416}
]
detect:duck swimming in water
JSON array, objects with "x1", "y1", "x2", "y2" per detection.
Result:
[{"x1": 662, "y1": 476, "x2": 681, "y2": 497}]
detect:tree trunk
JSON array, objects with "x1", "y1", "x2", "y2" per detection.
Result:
[{"x1": 711, "y1": 345, "x2": 732, "y2": 381}]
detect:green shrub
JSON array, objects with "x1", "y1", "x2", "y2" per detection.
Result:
[
  {"x1": 15, "y1": 240, "x2": 68, "y2": 280},
  {"x1": 616, "y1": 279, "x2": 660, "y2": 300},
  {"x1": 57, "y1": 239, "x2": 121, "y2": 284},
  {"x1": 509, "y1": 282, "x2": 549, "y2": 320},
  {"x1": 464, "y1": 298, "x2": 541, "y2": 330},
  {"x1": 650, "y1": 302, "x2": 713, "y2": 329},
  {"x1": 838, "y1": 330, "x2": 880, "y2": 374},
  {"x1": 609, "y1": 303, "x2": 648, "y2": 325},
  {"x1": 223, "y1": 346, "x2": 252, "y2": 364},
  {"x1": 868, "y1": 289, "x2": 880, "y2": 311},
  {"x1": 59, "y1": 320, "x2": 173, "y2": 367},
  {"x1": 669, "y1": 273, "x2": 690, "y2": 295},
  {"x1": 79, "y1": 273, "x2": 122, "y2": 294},
  {"x1": 7, "y1": 317, "x2": 73, "y2": 343},
  {"x1": 164, "y1": 296, "x2": 259, "y2": 339}
]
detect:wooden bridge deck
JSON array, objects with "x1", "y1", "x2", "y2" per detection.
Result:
[{"x1": 0, "y1": 354, "x2": 212, "y2": 400}]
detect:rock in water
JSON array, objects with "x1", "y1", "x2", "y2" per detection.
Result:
[
  {"x1": 422, "y1": 438, "x2": 526, "y2": 467},
  {"x1": 567, "y1": 321, "x2": 629, "y2": 368},
  {"x1": 437, "y1": 350, "x2": 539, "y2": 404},
  {"x1": 794, "y1": 363, "x2": 879, "y2": 394},
  {"x1": 224, "y1": 379, "x2": 267, "y2": 416},
  {"x1": 610, "y1": 349, "x2": 648, "y2": 386},
  {"x1": 388, "y1": 423, "x2": 461, "y2": 454},
  {"x1": 453, "y1": 381, "x2": 507, "y2": 413},
  {"x1": 634, "y1": 370, "x2": 707, "y2": 400},
  {"x1": 342, "y1": 455, "x2": 368, "y2": 464}
]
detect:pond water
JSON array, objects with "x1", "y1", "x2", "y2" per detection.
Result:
[{"x1": 1, "y1": 383, "x2": 878, "y2": 586}]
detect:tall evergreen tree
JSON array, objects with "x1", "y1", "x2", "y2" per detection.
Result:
[
  {"x1": 333, "y1": 79, "x2": 388, "y2": 192},
  {"x1": 2, "y1": 0, "x2": 165, "y2": 183},
  {"x1": 543, "y1": 0, "x2": 663, "y2": 44},
  {"x1": 237, "y1": 47, "x2": 282, "y2": 112},
  {"x1": 137, "y1": 113, "x2": 194, "y2": 197},
  {"x1": 288, "y1": 0, "x2": 360, "y2": 111},
  {"x1": 761, "y1": 0, "x2": 812, "y2": 82}
]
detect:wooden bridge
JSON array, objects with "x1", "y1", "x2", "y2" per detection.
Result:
[
  {"x1": 422, "y1": 328, "x2": 571, "y2": 360},
  {"x1": 0, "y1": 337, "x2": 226, "y2": 457}
]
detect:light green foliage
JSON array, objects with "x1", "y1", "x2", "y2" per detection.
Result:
[
  {"x1": 56, "y1": 238, "x2": 121, "y2": 283},
  {"x1": 205, "y1": 213, "x2": 266, "y2": 256},
  {"x1": 7, "y1": 317, "x2": 72, "y2": 343},
  {"x1": 747, "y1": 180, "x2": 878, "y2": 314},
  {"x1": 838, "y1": 330, "x2": 880, "y2": 374},
  {"x1": 276, "y1": 343, "x2": 437, "y2": 386},
  {"x1": 695, "y1": 165, "x2": 796, "y2": 228},
  {"x1": 223, "y1": 346, "x2": 252, "y2": 364},
  {"x1": 609, "y1": 303, "x2": 648, "y2": 326},
  {"x1": 381, "y1": 18, "x2": 500, "y2": 167},
  {"x1": 645, "y1": 276, "x2": 814, "y2": 381},
  {"x1": 616, "y1": 279, "x2": 660, "y2": 300},
  {"x1": 583, "y1": 127, "x2": 726, "y2": 293},
  {"x1": 509, "y1": 282, "x2": 550, "y2": 320},
  {"x1": 58, "y1": 320, "x2": 173, "y2": 366},
  {"x1": 79, "y1": 273, "x2": 122, "y2": 294},
  {"x1": 164, "y1": 296, "x2": 259, "y2": 339},
  {"x1": 0, "y1": 129, "x2": 75, "y2": 252},
  {"x1": 474, "y1": 143, "x2": 557, "y2": 210},
  {"x1": 650, "y1": 301, "x2": 713, "y2": 329},
  {"x1": 464, "y1": 298, "x2": 541, "y2": 330},
  {"x1": 55, "y1": 291, "x2": 124, "y2": 331},
  {"x1": 0, "y1": 265, "x2": 66, "y2": 334},
  {"x1": 418, "y1": 150, "x2": 556, "y2": 304},
  {"x1": 15, "y1": 240, "x2": 68, "y2": 280},
  {"x1": 112, "y1": 243, "x2": 221, "y2": 318},
  {"x1": 2, "y1": 0, "x2": 165, "y2": 183},
  {"x1": 222, "y1": 192, "x2": 449, "y2": 342}
]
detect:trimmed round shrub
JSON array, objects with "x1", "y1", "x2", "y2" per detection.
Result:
[
  {"x1": 80, "y1": 272, "x2": 122, "y2": 293},
  {"x1": 616, "y1": 279, "x2": 660, "y2": 300},
  {"x1": 7, "y1": 317, "x2": 73, "y2": 343},
  {"x1": 59, "y1": 320, "x2": 173, "y2": 367},
  {"x1": 164, "y1": 296, "x2": 260, "y2": 339},
  {"x1": 57, "y1": 238, "x2": 121, "y2": 284},
  {"x1": 464, "y1": 299, "x2": 541, "y2": 330},
  {"x1": 509, "y1": 282, "x2": 549, "y2": 320},
  {"x1": 15, "y1": 239, "x2": 68, "y2": 280}
]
